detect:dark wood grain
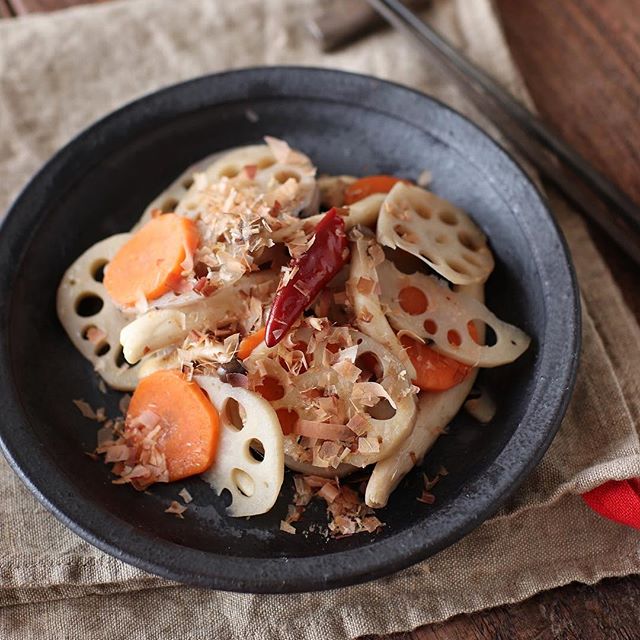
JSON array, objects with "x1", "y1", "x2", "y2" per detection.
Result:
[
  {"x1": 2, "y1": 0, "x2": 640, "y2": 638},
  {"x1": 495, "y1": 0, "x2": 640, "y2": 322},
  {"x1": 496, "y1": 0, "x2": 640, "y2": 206}
]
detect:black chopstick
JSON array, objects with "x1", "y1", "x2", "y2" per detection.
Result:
[{"x1": 366, "y1": 0, "x2": 640, "y2": 265}]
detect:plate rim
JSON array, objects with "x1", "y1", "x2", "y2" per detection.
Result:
[{"x1": 0, "y1": 66, "x2": 581, "y2": 593}]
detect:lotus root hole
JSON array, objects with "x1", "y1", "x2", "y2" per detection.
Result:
[
  {"x1": 257, "y1": 156, "x2": 275, "y2": 169},
  {"x1": 95, "y1": 342, "x2": 111, "y2": 357},
  {"x1": 247, "y1": 438, "x2": 265, "y2": 463},
  {"x1": 463, "y1": 252, "x2": 481, "y2": 267},
  {"x1": 81, "y1": 325, "x2": 97, "y2": 340},
  {"x1": 447, "y1": 330, "x2": 462, "y2": 347},
  {"x1": 182, "y1": 177, "x2": 194, "y2": 190},
  {"x1": 91, "y1": 259, "x2": 108, "y2": 283},
  {"x1": 219, "y1": 488, "x2": 233, "y2": 508},
  {"x1": 231, "y1": 468, "x2": 255, "y2": 497},
  {"x1": 458, "y1": 230, "x2": 480, "y2": 251},
  {"x1": 393, "y1": 224, "x2": 418, "y2": 244},
  {"x1": 255, "y1": 376, "x2": 285, "y2": 402},
  {"x1": 414, "y1": 203, "x2": 432, "y2": 219},
  {"x1": 448, "y1": 260, "x2": 470, "y2": 276},
  {"x1": 223, "y1": 397, "x2": 247, "y2": 431},
  {"x1": 439, "y1": 210, "x2": 458, "y2": 226},
  {"x1": 355, "y1": 351, "x2": 384, "y2": 381},
  {"x1": 75, "y1": 294, "x2": 104, "y2": 317},
  {"x1": 485, "y1": 324, "x2": 498, "y2": 347},
  {"x1": 115, "y1": 346, "x2": 128, "y2": 368},
  {"x1": 424, "y1": 319, "x2": 438, "y2": 335},
  {"x1": 365, "y1": 397, "x2": 397, "y2": 420},
  {"x1": 274, "y1": 170, "x2": 300, "y2": 184},
  {"x1": 220, "y1": 165, "x2": 240, "y2": 178},
  {"x1": 434, "y1": 234, "x2": 448, "y2": 245},
  {"x1": 468, "y1": 320, "x2": 483, "y2": 345},
  {"x1": 160, "y1": 197, "x2": 178, "y2": 213},
  {"x1": 399, "y1": 286, "x2": 428, "y2": 315}
]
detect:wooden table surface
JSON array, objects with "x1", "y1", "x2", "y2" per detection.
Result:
[{"x1": 2, "y1": 0, "x2": 639, "y2": 638}]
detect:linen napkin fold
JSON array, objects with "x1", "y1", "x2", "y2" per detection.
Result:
[{"x1": 1, "y1": 0, "x2": 639, "y2": 638}]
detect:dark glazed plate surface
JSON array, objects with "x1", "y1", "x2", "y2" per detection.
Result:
[{"x1": 0, "y1": 67, "x2": 580, "y2": 593}]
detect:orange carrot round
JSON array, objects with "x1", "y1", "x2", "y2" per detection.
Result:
[
  {"x1": 343, "y1": 175, "x2": 408, "y2": 205},
  {"x1": 126, "y1": 369, "x2": 219, "y2": 482},
  {"x1": 400, "y1": 335, "x2": 472, "y2": 392},
  {"x1": 104, "y1": 214, "x2": 199, "y2": 307},
  {"x1": 237, "y1": 327, "x2": 266, "y2": 360}
]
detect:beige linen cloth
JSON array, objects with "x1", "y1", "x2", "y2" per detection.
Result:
[{"x1": 1, "y1": 0, "x2": 639, "y2": 637}]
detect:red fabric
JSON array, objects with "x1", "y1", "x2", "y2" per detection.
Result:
[{"x1": 582, "y1": 479, "x2": 640, "y2": 529}]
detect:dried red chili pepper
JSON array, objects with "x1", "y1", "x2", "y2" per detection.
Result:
[{"x1": 265, "y1": 208, "x2": 349, "y2": 347}]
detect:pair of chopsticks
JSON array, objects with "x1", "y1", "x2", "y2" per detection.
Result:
[{"x1": 309, "y1": 0, "x2": 640, "y2": 265}]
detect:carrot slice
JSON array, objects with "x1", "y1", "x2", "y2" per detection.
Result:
[
  {"x1": 400, "y1": 335, "x2": 472, "y2": 392},
  {"x1": 343, "y1": 175, "x2": 408, "y2": 205},
  {"x1": 237, "y1": 327, "x2": 266, "y2": 360},
  {"x1": 126, "y1": 369, "x2": 219, "y2": 482},
  {"x1": 104, "y1": 214, "x2": 199, "y2": 307}
]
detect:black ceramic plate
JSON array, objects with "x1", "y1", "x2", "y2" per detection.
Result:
[{"x1": 0, "y1": 67, "x2": 580, "y2": 593}]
